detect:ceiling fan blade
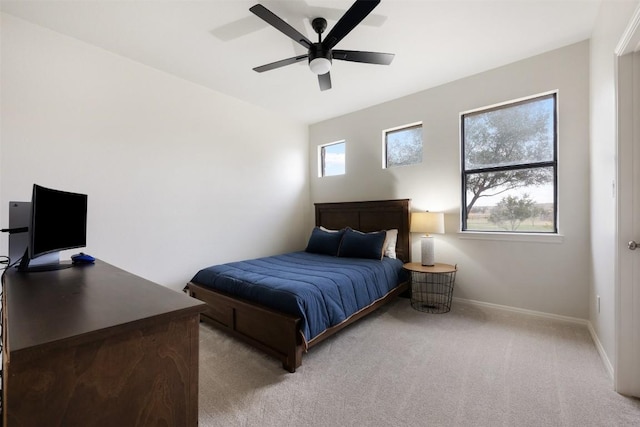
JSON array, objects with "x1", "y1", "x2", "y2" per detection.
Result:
[
  {"x1": 318, "y1": 72, "x2": 332, "y2": 91},
  {"x1": 332, "y1": 50, "x2": 394, "y2": 65},
  {"x1": 250, "y1": 4, "x2": 312, "y2": 49},
  {"x1": 253, "y1": 55, "x2": 308, "y2": 73},
  {"x1": 322, "y1": 0, "x2": 381, "y2": 50}
]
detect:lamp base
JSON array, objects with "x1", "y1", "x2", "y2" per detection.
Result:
[{"x1": 421, "y1": 236, "x2": 435, "y2": 266}]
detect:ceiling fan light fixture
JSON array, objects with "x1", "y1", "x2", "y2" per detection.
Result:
[{"x1": 309, "y1": 57, "x2": 332, "y2": 75}]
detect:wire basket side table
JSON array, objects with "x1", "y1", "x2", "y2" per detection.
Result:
[{"x1": 403, "y1": 263, "x2": 457, "y2": 314}]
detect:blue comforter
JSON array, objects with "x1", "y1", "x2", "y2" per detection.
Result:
[{"x1": 190, "y1": 251, "x2": 406, "y2": 343}]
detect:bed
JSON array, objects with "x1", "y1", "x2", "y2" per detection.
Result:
[{"x1": 185, "y1": 199, "x2": 411, "y2": 372}]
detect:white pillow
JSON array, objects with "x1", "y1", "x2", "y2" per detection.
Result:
[
  {"x1": 320, "y1": 226, "x2": 340, "y2": 233},
  {"x1": 383, "y1": 229, "x2": 398, "y2": 259}
]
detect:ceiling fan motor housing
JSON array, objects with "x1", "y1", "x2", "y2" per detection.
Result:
[
  {"x1": 309, "y1": 17, "x2": 331, "y2": 75},
  {"x1": 309, "y1": 43, "x2": 332, "y2": 75}
]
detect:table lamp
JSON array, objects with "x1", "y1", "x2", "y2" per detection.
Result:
[{"x1": 410, "y1": 211, "x2": 445, "y2": 266}]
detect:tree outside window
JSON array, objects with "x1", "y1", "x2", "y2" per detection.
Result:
[
  {"x1": 384, "y1": 123, "x2": 422, "y2": 168},
  {"x1": 461, "y1": 93, "x2": 557, "y2": 233}
]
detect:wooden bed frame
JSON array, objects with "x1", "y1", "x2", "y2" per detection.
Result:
[{"x1": 185, "y1": 199, "x2": 411, "y2": 372}]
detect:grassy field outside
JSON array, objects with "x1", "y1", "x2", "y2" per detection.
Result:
[{"x1": 467, "y1": 203, "x2": 554, "y2": 232}]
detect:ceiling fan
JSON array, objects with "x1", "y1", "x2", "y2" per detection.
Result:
[{"x1": 249, "y1": 0, "x2": 395, "y2": 91}]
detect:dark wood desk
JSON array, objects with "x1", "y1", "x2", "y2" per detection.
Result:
[{"x1": 2, "y1": 260, "x2": 205, "y2": 426}]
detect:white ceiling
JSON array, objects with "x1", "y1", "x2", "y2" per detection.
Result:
[{"x1": 1, "y1": 0, "x2": 603, "y2": 124}]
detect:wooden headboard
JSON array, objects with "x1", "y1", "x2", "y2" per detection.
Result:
[{"x1": 314, "y1": 199, "x2": 411, "y2": 263}]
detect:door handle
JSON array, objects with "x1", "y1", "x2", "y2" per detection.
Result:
[{"x1": 629, "y1": 241, "x2": 639, "y2": 250}]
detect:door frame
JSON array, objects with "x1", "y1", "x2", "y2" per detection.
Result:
[{"x1": 615, "y1": 5, "x2": 640, "y2": 396}]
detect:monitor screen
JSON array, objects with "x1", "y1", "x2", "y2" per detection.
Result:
[{"x1": 29, "y1": 184, "x2": 88, "y2": 259}]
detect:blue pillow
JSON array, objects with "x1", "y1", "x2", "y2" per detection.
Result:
[
  {"x1": 337, "y1": 228, "x2": 387, "y2": 260},
  {"x1": 305, "y1": 227, "x2": 345, "y2": 256}
]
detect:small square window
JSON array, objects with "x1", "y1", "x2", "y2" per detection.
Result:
[
  {"x1": 319, "y1": 141, "x2": 345, "y2": 177},
  {"x1": 384, "y1": 123, "x2": 423, "y2": 168}
]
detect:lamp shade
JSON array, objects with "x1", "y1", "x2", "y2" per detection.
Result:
[{"x1": 410, "y1": 212, "x2": 445, "y2": 234}]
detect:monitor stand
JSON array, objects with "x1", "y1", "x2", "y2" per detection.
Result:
[
  {"x1": 17, "y1": 262, "x2": 72, "y2": 273},
  {"x1": 17, "y1": 248, "x2": 69, "y2": 273}
]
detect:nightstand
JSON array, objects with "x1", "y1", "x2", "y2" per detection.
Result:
[{"x1": 403, "y1": 262, "x2": 457, "y2": 313}]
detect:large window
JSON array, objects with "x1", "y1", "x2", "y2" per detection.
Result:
[
  {"x1": 319, "y1": 141, "x2": 345, "y2": 177},
  {"x1": 461, "y1": 93, "x2": 557, "y2": 233},
  {"x1": 384, "y1": 123, "x2": 423, "y2": 168}
]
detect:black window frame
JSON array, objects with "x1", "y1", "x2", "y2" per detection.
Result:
[{"x1": 460, "y1": 92, "x2": 558, "y2": 233}]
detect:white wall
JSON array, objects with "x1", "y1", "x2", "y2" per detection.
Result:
[
  {"x1": 0, "y1": 14, "x2": 310, "y2": 291},
  {"x1": 310, "y1": 41, "x2": 591, "y2": 319},
  {"x1": 589, "y1": 1, "x2": 640, "y2": 372}
]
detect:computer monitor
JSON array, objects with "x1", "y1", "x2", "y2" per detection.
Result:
[{"x1": 18, "y1": 184, "x2": 88, "y2": 272}]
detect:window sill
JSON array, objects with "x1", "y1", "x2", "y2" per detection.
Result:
[{"x1": 457, "y1": 231, "x2": 564, "y2": 244}]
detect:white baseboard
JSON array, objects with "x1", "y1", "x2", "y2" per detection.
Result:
[
  {"x1": 587, "y1": 321, "x2": 615, "y2": 380},
  {"x1": 452, "y1": 297, "x2": 588, "y2": 325},
  {"x1": 452, "y1": 297, "x2": 614, "y2": 379}
]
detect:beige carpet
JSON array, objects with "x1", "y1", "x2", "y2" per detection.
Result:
[{"x1": 198, "y1": 299, "x2": 640, "y2": 426}]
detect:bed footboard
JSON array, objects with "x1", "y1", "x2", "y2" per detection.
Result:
[
  {"x1": 186, "y1": 279, "x2": 409, "y2": 372},
  {"x1": 186, "y1": 281, "x2": 303, "y2": 372}
]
